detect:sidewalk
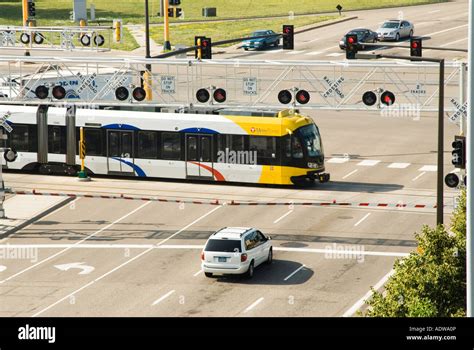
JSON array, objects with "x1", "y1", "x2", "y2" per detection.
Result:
[
  {"x1": 0, "y1": 195, "x2": 73, "y2": 239},
  {"x1": 126, "y1": 25, "x2": 163, "y2": 56}
]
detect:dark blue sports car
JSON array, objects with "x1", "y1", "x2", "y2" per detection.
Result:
[{"x1": 242, "y1": 30, "x2": 280, "y2": 50}]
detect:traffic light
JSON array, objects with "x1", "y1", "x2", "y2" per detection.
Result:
[
  {"x1": 452, "y1": 135, "x2": 466, "y2": 169},
  {"x1": 282, "y1": 25, "x2": 294, "y2": 50},
  {"x1": 175, "y1": 8, "x2": 182, "y2": 17},
  {"x1": 169, "y1": 0, "x2": 181, "y2": 5},
  {"x1": 168, "y1": 8, "x2": 174, "y2": 17},
  {"x1": 278, "y1": 90, "x2": 292, "y2": 104},
  {"x1": 295, "y1": 90, "x2": 310, "y2": 104},
  {"x1": 195, "y1": 36, "x2": 205, "y2": 58},
  {"x1": 345, "y1": 34, "x2": 358, "y2": 59},
  {"x1": 362, "y1": 91, "x2": 377, "y2": 106},
  {"x1": 410, "y1": 38, "x2": 422, "y2": 59},
  {"x1": 196, "y1": 88, "x2": 210, "y2": 103},
  {"x1": 168, "y1": 7, "x2": 182, "y2": 17},
  {"x1": 380, "y1": 90, "x2": 395, "y2": 106},
  {"x1": 52, "y1": 85, "x2": 66, "y2": 100},
  {"x1": 201, "y1": 38, "x2": 212, "y2": 59},
  {"x1": 35, "y1": 85, "x2": 48, "y2": 99},
  {"x1": 28, "y1": 0, "x2": 36, "y2": 17}
]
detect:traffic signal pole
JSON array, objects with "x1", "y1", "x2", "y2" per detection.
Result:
[
  {"x1": 22, "y1": 0, "x2": 28, "y2": 26},
  {"x1": 467, "y1": 0, "x2": 473, "y2": 318},
  {"x1": 163, "y1": 0, "x2": 171, "y2": 51}
]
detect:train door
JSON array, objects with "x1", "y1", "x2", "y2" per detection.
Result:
[
  {"x1": 185, "y1": 134, "x2": 214, "y2": 179},
  {"x1": 107, "y1": 130, "x2": 135, "y2": 175}
]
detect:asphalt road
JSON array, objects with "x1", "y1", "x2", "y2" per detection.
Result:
[{"x1": 0, "y1": 0, "x2": 468, "y2": 317}]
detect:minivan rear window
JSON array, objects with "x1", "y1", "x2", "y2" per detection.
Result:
[{"x1": 205, "y1": 239, "x2": 242, "y2": 253}]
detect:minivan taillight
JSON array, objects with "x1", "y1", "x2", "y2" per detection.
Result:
[
  {"x1": 241, "y1": 253, "x2": 248, "y2": 262},
  {"x1": 201, "y1": 251, "x2": 205, "y2": 260}
]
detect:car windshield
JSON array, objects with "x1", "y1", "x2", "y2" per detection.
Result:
[
  {"x1": 252, "y1": 31, "x2": 268, "y2": 37},
  {"x1": 348, "y1": 31, "x2": 365, "y2": 39},
  {"x1": 205, "y1": 239, "x2": 242, "y2": 253},
  {"x1": 382, "y1": 22, "x2": 399, "y2": 29},
  {"x1": 296, "y1": 124, "x2": 322, "y2": 158}
]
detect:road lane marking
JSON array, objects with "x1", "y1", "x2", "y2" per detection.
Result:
[
  {"x1": 342, "y1": 269, "x2": 395, "y2": 317},
  {"x1": 342, "y1": 169, "x2": 358, "y2": 179},
  {"x1": 283, "y1": 264, "x2": 306, "y2": 281},
  {"x1": 354, "y1": 213, "x2": 371, "y2": 227},
  {"x1": 357, "y1": 160, "x2": 380, "y2": 167},
  {"x1": 327, "y1": 157, "x2": 349, "y2": 164},
  {"x1": 4, "y1": 244, "x2": 411, "y2": 257},
  {"x1": 428, "y1": 9, "x2": 441, "y2": 14},
  {"x1": 193, "y1": 270, "x2": 202, "y2": 277},
  {"x1": 419, "y1": 165, "x2": 437, "y2": 172},
  {"x1": 31, "y1": 206, "x2": 222, "y2": 317},
  {"x1": 273, "y1": 210, "x2": 293, "y2": 224},
  {"x1": 440, "y1": 37, "x2": 468, "y2": 47},
  {"x1": 0, "y1": 201, "x2": 151, "y2": 284},
  {"x1": 424, "y1": 24, "x2": 468, "y2": 38},
  {"x1": 286, "y1": 50, "x2": 304, "y2": 55},
  {"x1": 387, "y1": 162, "x2": 410, "y2": 169},
  {"x1": 152, "y1": 290, "x2": 175, "y2": 306},
  {"x1": 243, "y1": 297, "x2": 264, "y2": 313},
  {"x1": 412, "y1": 172, "x2": 426, "y2": 181},
  {"x1": 326, "y1": 52, "x2": 343, "y2": 57},
  {"x1": 304, "y1": 51, "x2": 322, "y2": 56}
]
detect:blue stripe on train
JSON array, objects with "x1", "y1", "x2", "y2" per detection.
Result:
[{"x1": 111, "y1": 158, "x2": 147, "y2": 177}]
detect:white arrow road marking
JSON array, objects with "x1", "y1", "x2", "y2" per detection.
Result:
[
  {"x1": 0, "y1": 265, "x2": 6, "y2": 272},
  {"x1": 54, "y1": 262, "x2": 95, "y2": 275}
]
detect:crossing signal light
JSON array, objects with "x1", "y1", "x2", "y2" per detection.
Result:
[
  {"x1": 196, "y1": 88, "x2": 210, "y2": 103},
  {"x1": 115, "y1": 86, "x2": 129, "y2": 101},
  {"x1": 28, "y1": 1, "x2": 36, "y2": 17},
  {"x1": 35, "y1": 85, "x2": 49, "y2": 99},
  {"x1": 52, "y1": 85, "x2": 66, "y2": 100},
  {"x1": 213, "y1": 88, "x2": 226, "y2": 103},
  {"x1": 410, "y1": 38, "x2": 422, "y2": 59},
  {"x1": 132, "y1": 87, "x2": 146, "y2": 101},
  {"x1": 282, "y1": 25, "x2": 294, "y2": 50},
  {"x1": 380, "y1": 90, "x2": 395, "y2": 106},
  {"x1": 445, "y1": 173, "x2": 460, "y2": 188},
  {"x1": 4, "y1": 148, "x2": 18, "y2": 163},
  {"x1": 362, "y1": 91, "x2": 377, "y2": 106},
  {"x1": 345, "y1": 34, "x2": 358, "y2": 59},
  {"x1": 452, "y1": 135, "x2": 466, "y2": 169},
  {"x1": 201, "y1": 38, "x2": 212, "y2": 59},
  {"x1": 278, "y1": 90, "x2": 292, "y2": 104},
  {"x1": 295, "y1": 90, "x2": 310, "y2": 104}
]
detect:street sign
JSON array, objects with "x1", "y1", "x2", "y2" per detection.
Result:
[
  {"x1": 449, "y1": 99, "x2": 467, "y2": 124},
  {"x1": 0, "y1": 112, "x2": 12, "y2": 133},
  {"x1": 161, "y1": 76, "x2": 176, "y2": 94},
  {"x1": 410, "y1": 83, "x2": 426, "y2": 95},
  {"x1": 322, "y1": 76, "x2": 345, "y2": 98},
  {"x1": 243, "y1": 77, "x2": 257, "y2": 95}
]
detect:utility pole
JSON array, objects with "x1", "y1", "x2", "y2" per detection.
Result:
[
  {"x1": 145, "y1": 0, "x2": 151, "y2": 59},
  {"x1": 466, "y1": 0, "x2": 473, "y2": 318}
]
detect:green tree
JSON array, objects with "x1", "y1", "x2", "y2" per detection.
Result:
[{"x1": 363, "y1": 190, "x2": 466, "y2": 317}]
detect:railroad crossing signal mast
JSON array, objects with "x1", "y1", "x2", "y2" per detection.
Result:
[{"x1": 0, "y1": 113, "x2": 18, "y2": 219}]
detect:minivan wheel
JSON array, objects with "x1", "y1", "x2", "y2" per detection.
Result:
[
  {"x1": 204, "y1": 272, "x2": 213, "y2": 278},
  {"x1": 395, "y1": 33, "x2": 400, "y2": 41},
  {"x1": 245, "y1": 261, "x2": 254, "y2": 279},
  {"x1": 266, "y1": 249, "x2": 273, "y2": 264}
]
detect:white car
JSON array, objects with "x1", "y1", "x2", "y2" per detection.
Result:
[
  {"x1": 376, "y1": 20, "x2": 414, "y2": 41},
  {"x1": 201, "y1": 227, "x2": 273, "y2": 278}
]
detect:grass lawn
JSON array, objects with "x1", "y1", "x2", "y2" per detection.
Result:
[
  {"x1": 150, "y1": 15, "x2": 337, "y2": 47},
  {"x1": 0, "y1": 0, "x2": 447, "y2": 25}
]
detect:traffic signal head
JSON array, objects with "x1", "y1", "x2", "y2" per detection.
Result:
[
  {"x1": 345, "y1": 34, "x2": 358, "y2": 59},
  {"x1": 282, "y1": 25, "x2": 294, "y2": 50},
  {"x1": 176, "y1": 8, "x2": 182, "y2": 18},
  {"x1": 52, "y1": 85, "x2": 66, "y2": 100},
  {"x1": 132, "y1": 87, "x2": 147, "y2": 102},
  {"x1": 115, "y1": 86, "x2": 129, "y2": 101},
  {"x1": 196, "y1": 88, "x2": 210, "y2": 103},
  {"x1": 169, "y1": 0, "x2": 181, "y2": 5},
  {"x1": 445, "y1": 173, "x2": 460, "y2": 188},
  {"x1": 452, "y1": 135, "x2": 466, "y2": 169},
  {"x1": 201, "y1": 38, "x2": 212, "y2": 59},
  {"x1": 168, "y1": 8, "x2": 174, "y2": 17},
  {"x1": 35, "y1": 85, "x2": 48, "y2": 99},
  {"x1": 213, "y1": 88, "x2": 227, "y2": 103},
  {"x1": 410, "y1": 38, "x2": 422, "y2": 58},
  {"x1": 380, "y1": 90, "x2": 395, "y2": 106},
  {"x1": 28, "y1": 1, "x2": 36, "y2": 17}
]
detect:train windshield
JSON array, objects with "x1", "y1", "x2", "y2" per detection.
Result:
[{"x1": 296, "y1": 124, "x2": 322, "y2": 158}]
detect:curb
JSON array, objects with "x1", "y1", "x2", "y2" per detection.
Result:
[
  {"x1": 295, "y1": 16, "x2": 358, "y2": 35},
  {"x1": 0, "y1": 196, "x2": 75, "y2": 239}
]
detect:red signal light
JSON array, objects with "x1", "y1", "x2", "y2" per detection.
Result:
[
  {"x1": 347, "y1": 37, "x2": 355, "y2": 44},
  {"x1": 381, "y1": 90, "x2": 395, "y2": 106},
  {"x1": 411, "y1": 42, "x2": 418, "y2": 49},
  {"x1": 213, "y1": 88, "x2": 227, "y2": 103},
  {"x1": 295, "y1": 90, "x2": 310, "y2": 104},
  {"x1": 202, "y1": 40, "x2": 209, "y2": 47}
]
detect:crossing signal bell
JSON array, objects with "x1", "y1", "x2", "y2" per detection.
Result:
[
  {"x1": 345, "y1": 34, "x2": 358, "y2": 59},
  {"x1": 452, "y1": 135, "x2": 466, "y2": 169},
  {"x1": 282, "y1": 25, "x2": 294, "y2": 50},
  {"x1": 410, "y1": 38, "x2": 422, "y2": 59}
]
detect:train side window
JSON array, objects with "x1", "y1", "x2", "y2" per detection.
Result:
[
  {"x1": 10, "y1": 125, "x2": 29, "y2": 151},
  {"x1": 48, "y1": 126, "x2": 62, "y2": 154},
  {"x1": 249, "y1": 136, "x2": 276, "y2": 159},
  {"x1": 84, "y1": 128, "x2": 102, "y2": 156},
  {"x1": 138, "y1": 131, "x2": 158, "y2": 159},
  {"x1": 283, "y1": 135, "x2": 291, "y2": 159},
  {"x1": 162, "y1": 132, "x2": 181, "y2": 160},
  {"x1": 230, "y1": 135, "x2": 245, "y2": 152},
  {"x1": 292, "y1": 136, "x2": 303, "y2": 159}
]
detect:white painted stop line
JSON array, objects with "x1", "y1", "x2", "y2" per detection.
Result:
[
  {"x1": 388, "y1": 163, "x2": 410, "y2": 169},
  {"x1": 357, "y1": 160, "x2": 381, "y2": 167},
  {"x1": 419, "y1": 165, "x2": 437, "y2": 172}
]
